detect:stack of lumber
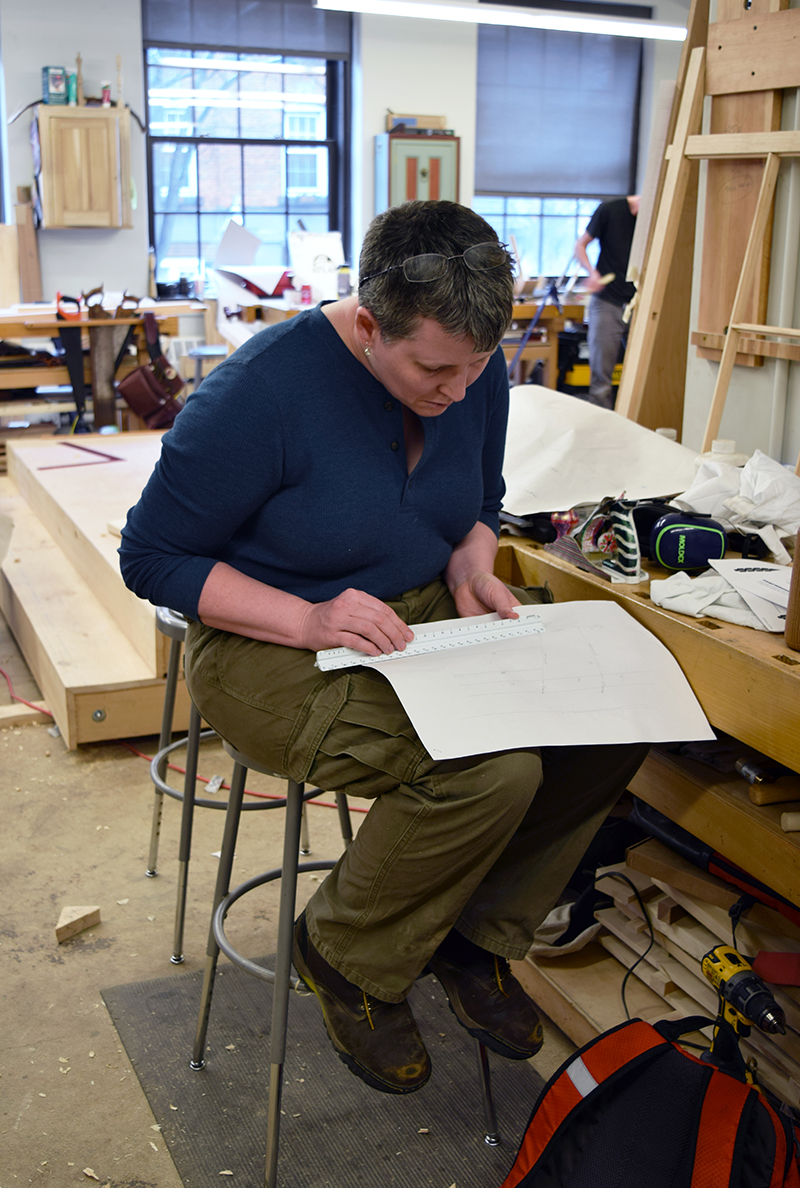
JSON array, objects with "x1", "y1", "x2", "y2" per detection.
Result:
[
  {"x1": 520, "y1": 837, "x2": 800, "y2": 1111},
  {"x1": 0, "y1": 433, "x2": 191, "y2": 747}
]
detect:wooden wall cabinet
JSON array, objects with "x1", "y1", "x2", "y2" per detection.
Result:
[
  {"x1": 36, "y1": 105, "x2": 132, "y2": 230},
  {"x1": 374, "y1": 133, "x2": 459, "y2": 214}
]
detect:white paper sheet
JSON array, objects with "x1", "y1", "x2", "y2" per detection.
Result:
[
  {"x1": 502, "y1": 387, "x2": 699, "y2": 515},
  {"x1": 708, "y1": 558, "x2": 791, "y2": 632},
  {"x1": 372, "y1": 602, "x2": 713, "y2": 759}
]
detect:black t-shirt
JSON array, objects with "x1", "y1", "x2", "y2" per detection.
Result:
[{"x1": 585, "y1": 197, "x2": 636, "y2": 307}]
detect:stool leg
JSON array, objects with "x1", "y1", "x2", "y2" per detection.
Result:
[
  {"x1": 191, "y1": 760, "x2": 248, "y2": 1070},
  {"x1": 171, "y1": 701, "x2": 202, "y2": 964},
  {"x1": 300, "y1": 796, "x2": 311, "y2": 855},
  {"x1": 265, "y1": 778, "x2": 305, "y2": 1188},
  {"x1": 477, "y1": 1041, "x2": 501, "y2": 1146},
  {"x1": 335, "y1": 792, "x2": 353, "y2": 848},
  {"x1": 146, "y1": 635, "x2": 182, "y2": 876}
]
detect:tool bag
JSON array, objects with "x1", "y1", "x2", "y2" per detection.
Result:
[
  {"x1": 499, "y1": 1017, "x2": 799, "y2": 1188},
  {"x1": 116, "y1": 312, "x2": 185, "y2": 429}
]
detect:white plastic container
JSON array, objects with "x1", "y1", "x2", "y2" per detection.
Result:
[{"x1": 694, "y1": 438, "x2": 750, "y2": 469}]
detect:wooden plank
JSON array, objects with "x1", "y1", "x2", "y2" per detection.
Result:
[
  {"x1": 0, "y1": 700, "x2": 51, "y2": 728},
  {"x1": 0, "y1": 225, "x2": 20, "y2": 307},
  {"x1": 517, "y1": 943, "x2": 668, "y2": 1047},
  {"x1": 632, "y1": 0, "x2": 708, "y2": 286},
  {"x1": 695, "y1": 0, "x2": 786, "y2": 366},
  {"x1": 598, "y1": 933, "x2": 679, "y2": 998},
  {"x1": 615, "y1": 47, "x2": 705, "y2": 423},
  {"x1": 629, "y1": 750, "x2": 800, "y2": 909},
  {"x1": 691, "y1": 330, "x2": 800, "y2": 361},
  {"x1": 6, "y1": 435, "x2": 167, "y2": 675},
  {"x1": 706, "y1": 7, "x2": 800, "y2": 95},
  {"x1": 686, "y1": 131, "x2": 800, "y2": 159},
  {"x1": 502, "y1": 539, "x2": 800, "y2": 776},
  {"x1": 0, "y1": 479, "x2": 190, "y2": 747},
  {"x1": 731, "y1": 322, "x2": 800, "y2": 338},
  {"x1": 651, "y1": 879, "x2": 800, "y2": 954},
  {"x1": 627, "y1": 837, "x2": 800, "y2": 935},
  {"x1": 701, "y1": 151, "x2": 781, "y2": 449},
  {"x1": 14, "y1": 204, "x2": 42, "y2": 302},
  {"x1": 618, "y1": 0, "x2": 710, "y2": 432},
  {"x1": 634, "y1": 175, "x2": 698, "y2": 432}
]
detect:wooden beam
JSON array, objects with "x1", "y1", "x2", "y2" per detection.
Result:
[
  {"x1": 0, "y1": 225, "x2": 20, "y2": 307},
  {"x1": 731, "y1": 322, "x2": 800, "y2": 338},
  {"x1": 706, "y1": 7, "x2": 800, "y2": 95},
  {"x1": 685, "y1": 130, "x2": 800, "y2": 158},
  {"x1": 629, "y1": 750, "x2": 800, "y2": 908},
  {"x1": 0, "y1": 700, "x2": 51, "y2": 728},
  {"x1": 0, "y1": 479, "x2": 191, "y2": 748},
  {"x1": 701, "y1": 152, "x2": 781, "y2": 450},
  {"x1": 690, "y1": 331, "x2": 800, "y2": 362},
  {"x1": 615, "y1": 46, "x2": 706, "y2": 422},
  {"x1": 695, "y1": 0, "x2": 785, "y2": 367},
  {"x1": 6, "y1": 436, "x2": 168, "y2": 675},
  {"x1": 14, "y1": 203, "x2": 42, "y2": 303}
]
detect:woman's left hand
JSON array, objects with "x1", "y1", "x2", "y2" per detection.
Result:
[{"x1": 451, "y1": 570, "x2": 521, "y2": 620}]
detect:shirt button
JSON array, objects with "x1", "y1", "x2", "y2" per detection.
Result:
[
  {"x1": 390, "y1": 441, "x2": 399, "y2": 451},
  {"x1": 384, "y1": 400, "x2": 393, "y2": 411}
]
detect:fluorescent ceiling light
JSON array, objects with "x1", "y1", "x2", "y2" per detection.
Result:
[{"x1": 315, "y1": 0, "x2": 687, "y2": 40}]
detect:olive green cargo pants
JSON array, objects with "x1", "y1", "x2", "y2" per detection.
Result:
[{"x1": 185, "y1": 578, "x2": 648, "y2": 1002}]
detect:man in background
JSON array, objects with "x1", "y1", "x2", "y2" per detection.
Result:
[{"x1": 574, "y1": 195, "x2": 640, "y2": 409}]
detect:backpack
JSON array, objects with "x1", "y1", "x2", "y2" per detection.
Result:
[{"x1": 499, "y1": 1017, "x2": 799, "y2": 1188}]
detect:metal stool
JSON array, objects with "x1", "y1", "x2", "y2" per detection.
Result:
[
  {"x1": 191, "y1": 740, "x2": 500, "y2": 1188},
  {"x1": 187, "y1": 344, "x2": 227, "y2": 391},
  {"x1": 147, "y1": 607, "x2": 353, "y2": 964}
]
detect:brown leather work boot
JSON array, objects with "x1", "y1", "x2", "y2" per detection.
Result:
[
  {"x1": 425, "y1": 929, "x2": 544, "y2": 1060},
  {"x1": 292, "y1": 912, "x2": 431, "y2": 1095}
]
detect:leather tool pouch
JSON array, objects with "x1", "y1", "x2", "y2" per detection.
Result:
[{"x1": 116, "y1": 312, "x2": 185, "y2": 429}]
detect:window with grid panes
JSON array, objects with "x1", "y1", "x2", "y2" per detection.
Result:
[
  {"x1": 472, "y1": 197, "x2": 602, "y2": 280},
  {"x1": 145, "y1": 47, "x2": 345, "y2": 287}
]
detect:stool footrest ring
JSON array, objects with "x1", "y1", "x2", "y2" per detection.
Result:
[
  {"x1": 150, "y1": 733, "x2": 316, "y2": 810},
  {"x1": 213, "y1": 860, "x2": 337, "y2": 986}
]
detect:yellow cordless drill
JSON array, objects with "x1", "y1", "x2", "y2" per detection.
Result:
[
  {"x1": 701, "y1": 945, "x2": 785, "y2": 1079},
  {"x1": 702, "y1": 945, "x2": 785, "y2": 1037}
]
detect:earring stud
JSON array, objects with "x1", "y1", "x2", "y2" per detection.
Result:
[{"x1": 364, "y1": 344, "x2": 371, "y2": 357}]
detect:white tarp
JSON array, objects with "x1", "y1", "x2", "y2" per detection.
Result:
[{"x1": 502, "y1": 386, "x2": 698, "y2": 515}]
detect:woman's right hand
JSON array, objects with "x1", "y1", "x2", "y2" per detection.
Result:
[{"x1": 298, "y1": 588, "x2": 415, "y2": 656}]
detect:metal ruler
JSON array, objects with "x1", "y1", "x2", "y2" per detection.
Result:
[{"x1": 315, "y1": 614, "x2": 544, "y2": 671}]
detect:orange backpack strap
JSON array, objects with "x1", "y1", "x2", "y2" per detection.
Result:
[
  {"x1": 689, "y1": 1067, "x2": 753, "y2": 1188},
  {"x1": 500, "y1": 1020, "x2": 668, "y2": 1188}
]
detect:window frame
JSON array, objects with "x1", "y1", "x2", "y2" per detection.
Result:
[{"x1": 143, "y1": 40, "x2": 350, "y2": 285}]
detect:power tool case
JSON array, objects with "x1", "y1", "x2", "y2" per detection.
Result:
[{"x1": 499, "y1": 1016, "x2": 799, "y2": 1188}]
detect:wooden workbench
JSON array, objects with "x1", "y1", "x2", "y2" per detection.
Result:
[
  {"x1": 497, "y1": 535, "x2": 800, "y2": 1047},
  {"x1": 503, "y1": 301, "x2": 586, "y2": 388},
  {"x1": 217, "y1": 298, "x2": 589, "y2": 391},
  {"x1": 0, "y1": 299, "x2": 200, "y2": 392}
]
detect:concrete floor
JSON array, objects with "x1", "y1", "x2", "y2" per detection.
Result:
[{"x1": 0, "y1": 609, "x2": 574, "y2": 1188}]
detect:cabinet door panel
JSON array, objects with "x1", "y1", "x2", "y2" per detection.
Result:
[
  {"x1": 50, "y1": 118, "x2": 119, "y2": 227},
  {"x1": 37, "y1": 107, "x2": 130, "y2": 229}
]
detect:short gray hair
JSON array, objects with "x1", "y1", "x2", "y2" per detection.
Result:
[{"x1": 357, "y1": 201, "x2": 514, "y2": 352}]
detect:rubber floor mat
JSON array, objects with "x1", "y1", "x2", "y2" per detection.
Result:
[{"x1": 102, "y1": 959, "x2": 544, "y2": 1188}]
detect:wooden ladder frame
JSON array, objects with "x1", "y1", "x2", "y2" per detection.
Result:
[
  {"x1": 685, "y1": 134, "x2": 800, "y2": 468},
  {"x1": 616, "y1": 0, "x2": 800, "y2": 468}
]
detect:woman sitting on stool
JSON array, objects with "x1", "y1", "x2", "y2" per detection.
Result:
[{"x1": 119, "y1": 199, "x2": 647, "y2": 1095}]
